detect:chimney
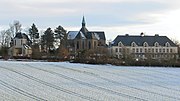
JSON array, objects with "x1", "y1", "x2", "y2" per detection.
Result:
[
  {"x1": 125, "y1": 34, "x2": 129, "y2": 36},
  {"x1": 140, "y1": 32, "x2": 144, "y2": 36}
]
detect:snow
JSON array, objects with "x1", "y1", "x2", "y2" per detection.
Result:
[
  {"x1": 0, "y1": 61, "x2": 180, "y2": 101},
  {"x1": 79, "y1": 31, "x2": 86, "y2": 39},
  {"x1": 68, "y1": 31, "x2": 79, "y2": 40},
  {"x1": 94, "y1": 33, "x2": 100, "y2": 40}
]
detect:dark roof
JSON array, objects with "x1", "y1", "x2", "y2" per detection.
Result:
[
  {"x1": 68, "y1": 31, "x2": 79, "y2": 39},
  {"x1": 68, "y1": 16, "x2": 106, "y2": 41},
  {"x1": 112, "y1": 34, "x2": 177, "y2": 47},
  {"x1": 80, "y1": 27, "x2": 88, "y2": 35},
  {"x1": 15, "y1": 32, "x2": 29, "y2": 39},
  {"x1": 89, "y1": 31, "x2": 106, "y2": 40},
  {"x1": 80, "y1": 16, "x2": 88, "y2": 35},
  {"x1": 15, "y1": 32, "x2": 23, "y2": 39},
  {"x1": 75, "y1": 31, "x2": 86, "y2": 39},
  {"x1": 82, "y1": 16, "x2": 86, "y2": 26},
  {"x1": 14, "y1": 32, "x2": 32, "y2": 45},
  {"x1": 86, "y1": 32, "x2": 98, "y2": 40}
]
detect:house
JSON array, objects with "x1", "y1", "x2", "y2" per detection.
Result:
[
  {"x1": 110, "y1": 34, "x2": 178, "y2": 60},
  {"x1": 9, "y1": 32, "x2": 32, "y2": 58},
  {"x1": 67, "y1": 16, "x2": 106, "y2": 54}
]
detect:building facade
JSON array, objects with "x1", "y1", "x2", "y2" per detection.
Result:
[
  {"x1": 9, "y1": 32, "x2": 32, "y2": 58},
  {"x1": 67, "y1": 16, "x2": 106, "y2": 54},
  {"x1": 110, "y1": 34, "x2": 178, "y2": 60}
]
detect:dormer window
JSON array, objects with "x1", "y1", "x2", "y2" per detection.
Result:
[
  {"x1": 165, "y1": 42, "x2": 170, "y2": 47},
  {"x1": 131, "y1": 42, "x2": 136, "y2": 47},
  {"x1": 143, "y1": 42, "x2": 148, "y2": 47},
  {"x1": 118, "y1": 42, "x2": 123, "y2": 47},
  {"x1": 154, "y1": 42, "x2": 159, "y2": 47}
]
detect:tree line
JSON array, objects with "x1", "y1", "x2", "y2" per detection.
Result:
[
  {"x1": 0, "y1": 21, "x2": 110, "y2": 62},
  {"x1": 0, "y1": 21, "x2": 69, "y2": 60}
]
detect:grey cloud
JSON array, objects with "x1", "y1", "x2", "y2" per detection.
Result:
[{"x1": 0, "y1": 0, "x2": 179, "y2": 28}]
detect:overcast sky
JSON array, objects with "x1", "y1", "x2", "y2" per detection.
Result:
[{"x1": 0, "y1": 0, "x2": 180, "y2": 41}]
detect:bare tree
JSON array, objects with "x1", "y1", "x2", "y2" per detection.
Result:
[
  {"x1": 0, "y1": 30, "x2": 12, "y2": 47},
  {"x1": 0, "y1": 30, "x2": 6, "y2": 46},
  {"x1": 8, "y1": 20, "x2": 22, "y2": 37},
  {"x1": 13, "y1": 20, "x2": 22, "y2": 33}
]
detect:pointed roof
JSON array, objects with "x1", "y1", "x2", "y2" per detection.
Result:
[
  {"x1": 82, "y1": 16, "x2": 86, "y2": 27},
  {"x1": 80, "y1": 16, "x2": 88, "y2": 35},
  {"x1": 80, "y1": 27, "x2": 88, "y2": 35},
  {"x1": 67, "y1": 16, "x2": 106, "y2": 41},
  {"x1": 75, "y1": 31, "x2": 86, "y2": 39}
]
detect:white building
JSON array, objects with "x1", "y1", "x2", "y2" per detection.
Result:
[
  {"x1": 110, "y1": 34, "x2": 178, "y2": 60},
  {"x1": 9, "y1": 32, "x2": 32, "y2": 58}
]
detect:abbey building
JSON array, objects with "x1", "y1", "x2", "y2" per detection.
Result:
[
  {"x1": 67, "y1": 16, "x2": 106, "y2": 53},
  {"x1": 110, "y1": 34, "x2": 178, "y2": 60}
]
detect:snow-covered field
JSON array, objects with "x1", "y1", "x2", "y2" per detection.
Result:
[{"x1": 0, "y1": 61, "x2": 180, "y2": 101}]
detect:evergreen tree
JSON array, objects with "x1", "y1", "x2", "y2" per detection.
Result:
[
  {"x1": 29, "y1": 23, "x2": 39, "y2": 44},
  {"x1": 54, "y1": 25, "x2": 67, "y2": 48},
  {"x1": 41, "y1": 28, "x2": 54, "y2": 53}
]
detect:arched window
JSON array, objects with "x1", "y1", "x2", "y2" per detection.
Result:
[
  {"x1": 88, "y1": 41, "x2": 91, "y2": 49},
  {"x1": 154, "y1": 42, "x2": 159, "y2": 47},
  {"x1": 143, "y1": 42, "x2": 148, "y2": 47},
  {"x1": 82, "y1": 41, "x2": 84, "y2": 49},
  {"x1": 94, "y1": 41, "x2": 97, "y2": 49},
  {"x1": 131, "y1": 42, "x2": 136, "y2": 47},
  {"x1": 77, "y1": 41, "x2": 79, "y2": 49}
]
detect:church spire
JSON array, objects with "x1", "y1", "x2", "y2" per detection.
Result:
[
  {"x1": 82, "y1": 16, "x2": 86, "y2": 27},
  {"x1": 80, "y1": 16, "x2": 88, "y2": 35}
]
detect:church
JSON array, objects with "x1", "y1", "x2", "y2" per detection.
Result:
[{"x1": 67, "y1": 16, "x2": 106, "y2": 54}]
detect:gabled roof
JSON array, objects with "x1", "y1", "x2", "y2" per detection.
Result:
[
  {"x1": 14, "y1": 32, "x2": 32, "y2": 45},
  {"x1": 89, "y1": 31, "x2": 106, "y2": 40},
  {"x1": 67, "y1": 31, "x2": 79, "y2": 40},
  {"x1": 75, "y1": 31, "x2": 86, "y2": 39},
  {"x1": 80, "y1": 27, "x2": 88, "y2": 35},
  {"x1": 112, "y1": 34, "x2": 177, "y2": 47},
  {"x1": 67, "y1": 31, "x2": 106, "y2": 40},
  {"x1": 15, "y1": 32, "x2": 30, "y2": 41},
  {"x1": 67, "y1": 16, "x2": 106, "y2": 41},
  {"x1": 86, "y1": 32, "x2": 98, "y2": 40}
]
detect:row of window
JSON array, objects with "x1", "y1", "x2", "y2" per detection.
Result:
[
  {"x1": 14, "y1": 40, "x2": 24, "y2": 46},
  {"x1": 118, "y1": 42, "x2": 171, "y2": 47},
  {"x1": 115, "y1": 48, "x2": 174, "y2": 53},
  {"x1": 133, "y1": 54, "x2": 175, "y2": 59},
  {"x1": 116, "y1": 54, "x2": 176, "y2": 59}
]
